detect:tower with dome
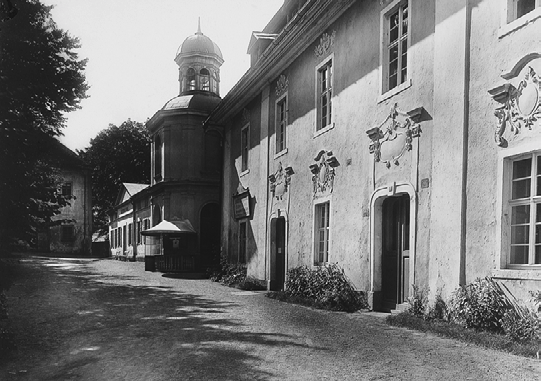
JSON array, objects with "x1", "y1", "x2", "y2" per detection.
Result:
[{"x1": 109, "y1": 23, "x2": 225, "y2": 269}]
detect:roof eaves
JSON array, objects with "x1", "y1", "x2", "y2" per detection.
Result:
[{"x1": 207, "y1": 0, "x2": 356, "y2": 126}]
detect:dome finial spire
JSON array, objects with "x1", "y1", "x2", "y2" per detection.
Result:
[{"x1": 197, "y1": 17, "x2": 202, "y2": 35}]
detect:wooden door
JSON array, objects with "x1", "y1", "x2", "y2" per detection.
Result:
[{"x1": 381, "y1": 195, "x2": 410, "y2": 311}]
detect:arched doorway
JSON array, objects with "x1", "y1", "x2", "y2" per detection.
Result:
[
  {"x1": 270, "y1": 217, "x2": 286, "y2": 291},
  {"x1": 369, "y1": 183, "x2": 416, "y2": 312},
  {"x1": 381, "y1": 194, "x2": 410, "y2": 311},
  {"x1": 200, "y1": 203, "x2": 220, "y2": 267}
]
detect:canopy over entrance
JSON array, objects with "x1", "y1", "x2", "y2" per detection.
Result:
[{"x1": 142, "y1": 219, "x2": 196, "y2": 236}]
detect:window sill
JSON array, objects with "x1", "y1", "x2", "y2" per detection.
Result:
[
  {"x1": 240, "y1": 169, "x2": 250, "y2": 177},
  {"x1": 378, "y1": 79, "x2": 412, "y2": 103},
  {"x1": 314, "y1": 123, "x2": 335, "y2": 138},
  {"x1": 499, "y1": 8, "x2": 541, "y2": 39},
  {"x1": 492, "y1": 268, "x2": 541, "y2": 281},
  {"x1": 274, "y1": 148, "x2": 288, "y2": 160}
]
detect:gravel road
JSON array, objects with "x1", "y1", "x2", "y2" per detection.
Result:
[{"x1": 0, "y1": 256, "x2": 539, "y2": 380}]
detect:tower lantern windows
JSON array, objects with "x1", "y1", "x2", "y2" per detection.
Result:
[
  {"x1": 200, "y1": 68, "x2": 210, "y2": 91},
  {"x1": 186, "y1": 68, "x2": 196, "y2": 91}
]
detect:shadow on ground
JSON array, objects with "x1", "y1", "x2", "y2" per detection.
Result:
[{"x1": 2, "y1": 257, "x2": 319, "y2": 380}]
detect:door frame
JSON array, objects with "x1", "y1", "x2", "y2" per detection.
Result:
[
  {"x1": 369, "y1": 182, "x2": 417, "y2": 311},
  {"x1": 267, "y1": 210, "x2": 289, "y2": 291}
]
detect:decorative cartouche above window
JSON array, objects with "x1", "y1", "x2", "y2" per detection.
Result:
[
  {"x1": 268, "y1": 162, "x2": 294, "y2": 201},
  {"x1": 366, "y1": 103, "x2": 423, "y2": 168},
  {"x1": 275, "y1": 75, "x2": 289, "y2": 98},
  {"x1": 489, "y1": 64, "x2": 541, "y2": 147},
  {"x1": 314, "y1": 30, "x2": 336, "y2": 58},
  {"x1": 309, "y1": 150, "x2": 339, "y2": 198},
  {"x1": 242, "y1": 108, "x2": 250, "y2": 125}
]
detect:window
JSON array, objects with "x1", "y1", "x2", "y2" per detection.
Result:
[
  {"x1": 241, "y1": 124, "x2": 249, "y2": 172},
  {"x1": 314, "y1": 202, "x2": 330, "y2": 264},
  {"x1": 316, "y1": 58, "x2": 333, "y2": 131},
  {"x1": 122, "y1": 225, "x2": 126, "y2": 248},
  {"x1": 276, "y1": 95, "x2": 287, "y2": 153},
  {"x1": 186, "y1": 68, "x2": 196, "y2": 91},
  {"x1": 128, "y1": 223, "x2": 132, "y2": 246},
  {"x1": 61, "y1": 225, "x2": 75, "y2": 242},
  {"x1": 507, "y1": 154, "x2": 541, "y2": 266},
  {"x1": 382, "y1": 0, "x2": 409, "y2": 93},
  {"x1": 154, "y1": 134, "x2": 162, "y2": 181},
  {"x1": 508, "y1": 0, "x2": 539, "y2": 22},
  {"x1": 200, "y1": 68, "x2": 210, "y2": 91},
  {"x1": 239, "y1": 221, "x2": 247, "y2": 263},
  {"x1": 61, "y1": 183, "x2": 72, "y2": 197}
]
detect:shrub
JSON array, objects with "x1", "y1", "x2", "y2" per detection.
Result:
[
  {"x1": 447, "y1": 277, "x2": 510, "y2": 332},
  {"x1": 501, "y1": 308, "x2": 539, "y2": 343},
  {"x1": 426, "y1": 291, "x2": 448, "y2": 321},
  {"x1": 284, "y1": 264, "x2": 367, "y2": 312},
  {"x1": 406, "y1": 285, "x2": 429, "y2": 317}
]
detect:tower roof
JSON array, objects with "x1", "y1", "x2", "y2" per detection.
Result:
[{"x1": 176, "y1": 21, "x2": 223, "y2": 61}]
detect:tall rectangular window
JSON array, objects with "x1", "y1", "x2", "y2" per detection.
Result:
[
  {"x1": 239, "y1": 221, "x2": 247, "y2": 264},
  {"x1": 383, "y1": 0, "x2": 409, "y2": 92},
  {"x1": 316, "y1": 59, "x2": 333, "y2": 131},
  {"x1": 276, "y1": 95, "x2": 287, "y2": 153},
  {"x1": 241, "y1": 124, "x2": 249, "y2": 172},
  {"x1": 61, "y1": 183, "x2": 72, "y2": 197},
  {"x1": 314, "y1": 202, "x2": 330, "y2": 264},
  {"x1": 128, "y1": 223, "x2": 132, "y2": 246},
  {"x1": 508, "y1": 154, "x2": 541, "y2": 266}
]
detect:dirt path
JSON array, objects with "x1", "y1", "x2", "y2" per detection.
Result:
[{"x1": 1, "y1": 256, "x2": 539, "y2": 380}]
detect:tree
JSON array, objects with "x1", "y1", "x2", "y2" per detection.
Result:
[
  {"x1": 78, "y1": 120, "x2": 151, "y2": 234},
  {"x1": 0, "y1": 0, "x2": 88, "y2": 253}
]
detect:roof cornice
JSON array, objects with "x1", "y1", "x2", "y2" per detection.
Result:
[{"x1": 207, "y1": 0, "x2": 357, "y2": 125}]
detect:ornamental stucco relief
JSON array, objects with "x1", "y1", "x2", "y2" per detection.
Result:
[
  {"x1": 314, "y1": 30, "x2": 336, "y2": 58},
  {"x1": 269, "y1": 162, "x2": 294, "y2": 201},
  {"x1": 489, "y1": 62, "x2": 541, "y2": 147},
  {"x1": 275, "y1": 75, "x2": 289, "y2": 98},
  {"x1": 366, "y1": 103, "x2": 423, "y2": 168},
  {"x1": 309, "y1": 150, "x2": 339, "y2": 198}
]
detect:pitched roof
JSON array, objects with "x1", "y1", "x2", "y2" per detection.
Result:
[{"x1": 123, "y1": 183, "x2": 149, "y2": 197}]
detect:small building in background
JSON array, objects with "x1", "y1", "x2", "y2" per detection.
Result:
[
  {"x1": 108, "y1": 183, "x2": 150, "y2": 261},
  {"x1": 37, "y1": 138, "x2": 93, "y2": 255}
]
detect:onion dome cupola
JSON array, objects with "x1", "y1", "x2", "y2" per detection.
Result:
[{"x1": 175, "y1": 19, "x2": 224, "y2": 97}]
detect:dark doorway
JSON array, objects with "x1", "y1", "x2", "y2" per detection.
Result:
[
  {"x1": 270, "y1": 217, "x2": 286, "y2": 291},
  {"x1": 381, "y1": 194, "x2": 410, "y2": 312},
  {"x1": 200, "y1": 203, "x2": 221, "y2": 268}
]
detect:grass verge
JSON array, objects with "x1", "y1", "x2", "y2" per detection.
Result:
[
  {"x1": 387, "y1": 312, "x2": 539, "y2": 358},
  {"x1": 266, "y1": 291, "x2": 368, "y2": 312}
]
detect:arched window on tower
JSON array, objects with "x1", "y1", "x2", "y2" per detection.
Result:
[
  {"x1": 186, "y1": 68, "x2": 196, "y2": 91},
  {"x1": 200, "y1": 68, "x2": 210, "y2": 91},
  {"x1": 154, "y1": 134, "x2": 162, "y2": 181}
]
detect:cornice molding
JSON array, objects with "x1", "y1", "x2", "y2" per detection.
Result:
[{"x1": 208, "y1": 0, "x2": 357, "y2": 125}]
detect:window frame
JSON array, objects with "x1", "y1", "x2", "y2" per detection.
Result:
[
  {"x1": 500, "y1": 0, "x2": 541, "y2": 37},
  {"x1": 61, "y1": 182, "x2": 72, "y2": 197},
  {"x1": 505, "y1": 152, "x2": 541, "y2": 268},
  {"x1": 240, "y1": 123, "x2": 250, "y2": 173},
  {"x1": 313, "y1": 201, "x2": 331, "y2": 265},
  {"x1": 275, "y1": 92, "x2": 288, "y2": 156},
  {"x1": 154, "y1": 134, "x2": 163, "y2": 182},
  {"x1": 315, "y1": 54, "x2": 334, "y2": 135},
  {"x1": 379, "y1": 0, "x2": 412, "y2": 101}
]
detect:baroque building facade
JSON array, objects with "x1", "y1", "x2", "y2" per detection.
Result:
[{"x1": 207, "y1": 0, "x2": 541, "y2": 311}]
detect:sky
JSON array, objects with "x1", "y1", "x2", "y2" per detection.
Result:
[{"x1": 40, "y1": 0, "x2": 284, "y2": 151}]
